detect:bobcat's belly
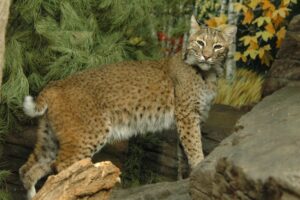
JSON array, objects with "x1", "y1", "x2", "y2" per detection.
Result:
[{"x1": 107, "y1": 110, "x2": 175, "y2": 143}]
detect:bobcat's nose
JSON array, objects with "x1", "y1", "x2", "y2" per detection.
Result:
[{"x1": 203, "y1": 54, "x2": 212, "y2": 61}]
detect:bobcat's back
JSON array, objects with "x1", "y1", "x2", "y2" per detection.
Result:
[{"x1": 36, "y1": 59, "x2": 176, "y2": 141}]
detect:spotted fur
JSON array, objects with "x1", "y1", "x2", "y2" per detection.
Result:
[{"x1": 19, "y1": 16, "x2": 236, "y2": 199}]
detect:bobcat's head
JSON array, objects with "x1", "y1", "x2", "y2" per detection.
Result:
[{"x1": 184, "y1": 16, "x2": 237, "y2": 76}]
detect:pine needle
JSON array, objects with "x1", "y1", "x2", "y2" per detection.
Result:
[{"x1": 1, "y1": 0, "x2": 165, "y2": 135}]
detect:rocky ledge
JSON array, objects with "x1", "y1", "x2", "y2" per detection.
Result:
[{"x1": 190, "y1": 86, "x2": 300, "y2": 200}]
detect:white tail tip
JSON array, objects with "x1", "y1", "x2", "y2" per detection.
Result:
[
  {"x1": 23, "y1": 96, "x2": 46, "y2": 117},
  {"x1": 27, "y1": 186, "x2": 36, "y2": 200}
]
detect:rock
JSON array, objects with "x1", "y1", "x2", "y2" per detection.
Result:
[
  {"x1": 289, "y1": 14, "x2": 300, "y2": 32},
  {"x1": 190, "y1": 86, "x2": 300, "y2": 200},
  {"x1": 263, "y1": 15, "x2": 300, "y2": 96},
  {"x1": 110, "y1": 179, "x2": 191, "y2": 200},
  {"x1": 33, "y1": 159, "x2": 120, "y2": 200},
  {"x1": 202, "y1": 104, "x2": 248, "y2": 153}
]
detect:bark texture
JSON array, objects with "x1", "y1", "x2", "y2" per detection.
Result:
[
  {"x1": 0, "y1": 0, "x2": 11, "y2": 89},
  {"x1": 33, "y1": 159, "x2": 121, "y2": 200}
]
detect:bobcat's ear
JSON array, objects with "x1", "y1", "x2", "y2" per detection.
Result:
[
  {"x1": 190, "y1": 15, "x2": 201, "y2": 35},
  {"x1": 220, "y1": 25, "x2": 237, "y2": 44}
]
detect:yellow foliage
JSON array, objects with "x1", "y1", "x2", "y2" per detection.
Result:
[
  {"x1": 272, "y1": 15, "x2": 285, "y2": 28},
  {"x1": 258, "y1": 44, "x2": 271, "y2": 59},
  {"x1": 243, "y1": 10, "x2": 254, "y2": 24},
  {"x1": 245, "y1": 49, "x2": 259, "y2": 59},
  {"x1": 239, "y1": 35, "x2": 258, "y2": 46},
  {"x1": 272, "y1": 7, "x2": 290, "y2": 18},
  {"x1": 283, "y1": 0, "x2": 292, "y2": 5},
  {"x1": 249, "y1": 40, "x2": 259, "y2": 50},
  {"x1": 205, "y1": 14, "x2": 228, "y2": 27},
  {"x1": 232, "y1": 0, "x2": 296, "y2": 67},
  {"x1": 264, "y1": 10, "x2": 272, "y2": 18},
  {"x1": 234, "y1": 52, "x2": 247, "y2": 62},
  {"x1": 252, "y1": 16, "x2": 271, "y2": 27},
  {"x1": 261, "y1": 50, "x2": 273, "y2": 66},
  {"x1": 234, "y1": 3, "x2": 248, "y2": 12},
  {"x1": 203, "y1": 0, "x2": 296, "y2": 68},
  {"x1": 262, "y1": 0, "x2": 275, "y2": 11},
  {"x1": 214, "y1": 68, "x2": 264, "y2": 108},
  {"x1": 276, "y1": 26, "x2": 287, "y2": 47},
  {"x1": 264, "y1": 23, "x2": 275, "y2": 34},
  {"x1": 256, "y1": 31, "x2": 273, "y2": 41},
  {"x1": 248, "y1": 0, "x2": 261, "y2": 9}
]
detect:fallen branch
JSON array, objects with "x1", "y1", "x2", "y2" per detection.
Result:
[{"x1": 33, "y1": 159, "x2": 121, "y2": 200}]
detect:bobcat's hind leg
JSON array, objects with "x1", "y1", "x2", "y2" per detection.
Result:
[
  {"x1": 19, "y1": 118, "x2": 58, "y2": 199},
  {"x1": 53, "y1": 117, "x2": 111, "y2": 172}
]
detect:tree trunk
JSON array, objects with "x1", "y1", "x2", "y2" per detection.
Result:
[
  {"x1": 220, "y1": 0, "x2": 228, "y2": 15},
  {"x1": 225, "y1": 0, "x2": 238, "y2": 80},
  {"x1": 0, "y1": 0, "x2": 11, "y2": 90}
]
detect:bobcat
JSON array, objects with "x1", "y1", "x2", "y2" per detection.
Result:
[{"x1": 19, "y1": 16, "x2": 236, "y2": 199}]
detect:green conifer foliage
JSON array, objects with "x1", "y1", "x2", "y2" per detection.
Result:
[
  {"x1": 1, "y1": 0, "x2": 163, "y2": 134},
  {"x1": 0, "y1": 170, "x2": 10, "y2": 200},
  {"x1": 0, "y1": 0, "x2": 196, "y2": 191}
]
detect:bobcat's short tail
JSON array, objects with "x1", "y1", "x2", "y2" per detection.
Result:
[{"x1": 23, "y1": 96, "x2": 48, "y2": 117}]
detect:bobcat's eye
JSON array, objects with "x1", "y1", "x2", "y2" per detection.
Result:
[
  {"x1": 197, "y1": 40, "x2": 205, "y2": 47},
  {"x1": 213, "y1": 44, "x2": 223, "y2": 50}
]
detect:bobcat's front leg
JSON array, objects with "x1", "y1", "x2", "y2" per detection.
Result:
[{"x1": 175, "y1": 111, "x2": 204, "y2": 169}]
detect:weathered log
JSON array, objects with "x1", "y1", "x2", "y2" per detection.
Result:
[
  {"x1": 190, "y1": 86, "x2": 300, "y2": 200},
  {"x1": 33, "y1": 159, "x2": 121, "y2": 200}
]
